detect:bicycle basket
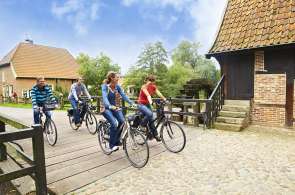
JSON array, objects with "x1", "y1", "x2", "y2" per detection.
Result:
[
  {"x1": 127, "y1": 114, "x2": 141, "y2": 128},
  {"x1": 44, "y1": 103, "x2": 56, "y2": 111},
  {"x1": 67, "y1": 108, "x2": 74, "y2": 116}
]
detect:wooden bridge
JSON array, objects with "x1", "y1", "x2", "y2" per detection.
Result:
[{"x1": 0, "y1": 107, "x2": 200, "y2": 194}]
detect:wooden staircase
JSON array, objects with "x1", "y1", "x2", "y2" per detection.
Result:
[{"x1": 214, "y1": 100, "x2": 250, "y2": 131}]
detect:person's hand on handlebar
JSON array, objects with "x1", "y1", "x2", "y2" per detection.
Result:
[
  {"x1": 110, "y1": 105, "x2": 119, "y2": 111},
  {"x1": 33, "y1": 105, "x2": 39, "y2": 111},
  {"x1": 130, "y1": 103, "x2": 137, "y2": 109}
]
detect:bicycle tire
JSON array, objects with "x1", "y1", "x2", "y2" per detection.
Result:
[
  {"x1": 160, "y1": 120, "x2": 186, "y2": 153},
  {"x1": 68, "y1": 115, "x2": 79, "y2": 130},
  {"x1": 97, "y1": 122, "x2": 112, "y2": 155},
  {"x1": 45, "y1": 118, "x2": 58, "y2": 146},
  {"x1": 123, "y1": 129, "x2": 149, "y2": 168},
  {"x1": 86, "y1": 111, "x2": 98, "y2": 135}
]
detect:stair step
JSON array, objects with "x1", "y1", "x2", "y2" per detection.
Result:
[
  {"x1": 224, "y1": 100, "x2": 250, "y2": 106},
  {"x1": 216, "y1": 116, "x2": 245, "y2": 125},
  {"x1": 214, "y1": 122, "x2": 244, "y2": 132},
  {"x1": 219, "y1": 111, "x2": 247, "y2": 118},
  {"x1": 222, "y1": 105, "x2": 249, "y2": 112}
]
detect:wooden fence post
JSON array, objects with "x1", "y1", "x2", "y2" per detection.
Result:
[
  {"x1": 183, "y1": 103, "x2": 188, "y2": 125},
  {"x1": 0, "y1": 120, "x2": 7, "y2": 161},
  {"x1": 32, "y1": 125, "x2": 47, "y2": 195},
  {"x1": 193, "y1": 102, "x2": 199, "y2": 127}
]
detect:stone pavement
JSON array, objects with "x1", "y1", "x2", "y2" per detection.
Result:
[{"x1": 72, "y1": 126, "x2": 295, "y2": 195}]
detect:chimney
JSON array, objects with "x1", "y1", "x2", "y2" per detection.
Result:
[{"x1": 25, "y1": 39, "x2": 33, "y2": 44}]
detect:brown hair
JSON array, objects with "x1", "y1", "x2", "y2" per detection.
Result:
[
  {"x1": 145, "y1": 74, "x2": 156, "y2": 83},
  {"x1": 104, "y1": 71, "x2": 117, "y2": 84}
]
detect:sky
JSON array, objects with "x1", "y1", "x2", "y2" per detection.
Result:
[{"x1": 0, "y1": 0, "x2": 227, "y2": 73}]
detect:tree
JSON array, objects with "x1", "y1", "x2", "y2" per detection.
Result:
[
  {"x1": 172, "y1": 41, "x2": 200, "y2": 70},
  {"x1": 162, "y1": 64, "x2": 194, "y2": 97},
  {"x1": 77, "y1": 53, "x2": 120, "y2": 95},
  {"x1": 136, "y1": 41, "x2": 168, "y2": 74}
]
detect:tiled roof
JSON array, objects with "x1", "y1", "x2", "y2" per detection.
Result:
[
  {"x1": 0, "y1": 42, "x2": 80, "y2": 79},
  {"x1": 208, "y1": 0, "x2": 295, "y2": 55}
]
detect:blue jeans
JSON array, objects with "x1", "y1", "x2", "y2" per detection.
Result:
[
  {"x1": 138, "y1": 104, "x2": 157, "y2": 135},
  {"x1": 70, "y1": 99, "x2": 80, "y2": 124},
  {"x1": 33, "y1": 108, "x2": 51, "y2": 124},
  {"x1": 102, "y1": 109, "x2": 125, "y2": 148}
]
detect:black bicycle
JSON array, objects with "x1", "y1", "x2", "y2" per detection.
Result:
[
  {"x1": 67, "y1": 96, "x2": 98, "y2": 135},
  {"x1": 134, "y1": 99, "x2": 186, "y2": 153},
  {"x1": 39, "y1": 102, "x2": 58, "y2": 146},
  {"x1": 97, "y1": 107, "x2": 149, "y2": 168}
]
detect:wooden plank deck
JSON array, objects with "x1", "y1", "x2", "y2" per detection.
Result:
[{"x1": 0, "y1": 107, "x2": 195, "y2": 194}]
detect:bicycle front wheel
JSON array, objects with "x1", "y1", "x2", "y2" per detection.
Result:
[
  {"x1": 160, "y1": 120, "x2": 186, "y2": 153},
  {"x1": 123, "y1": 129, "x2": 149, "y2": 168},
  {"x1": 45, "y1": 118, "x2": 58, "y2": 146},
  {"x1": 86, "y1": 111, "x2": 98, "y2": 135},
  {"x1": 97, "y1": 122, "x2": 112, "y2": 155}
]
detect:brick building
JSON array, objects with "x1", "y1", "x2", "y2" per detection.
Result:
[
  {"x1": 207, "y1": 0, "x2": 295, "y2": 127},
  {"x1": 0, "y1": 41, "x2": 80, "y2": 98}
]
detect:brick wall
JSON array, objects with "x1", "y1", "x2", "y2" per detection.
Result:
[{"x1": 251, "y1": 74, "x2": 286, "y2": 126}]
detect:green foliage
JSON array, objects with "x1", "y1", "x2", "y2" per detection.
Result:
[
  {"x1": 136, "y1": 41, "x2": 168, "y2": 73},
  {"x1": 53, "y1": 85, "x2": 69, "y2": 102},
  {"x1": 172, "y1": 41, "x2": 200, "y2": 70},
  {"x1": 77, "y1": 53, "x2": 120, "y2": 95},
  {"x1": 123, "y1": 40, "x2": 220, "y2": 97},
  {"x1": 161, "y1": 64, "x2": 194, "y2": 97}
]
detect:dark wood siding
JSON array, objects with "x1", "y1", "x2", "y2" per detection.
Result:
[{"x1": 221, "y1": 53, "x2": 254, "y2": 100}]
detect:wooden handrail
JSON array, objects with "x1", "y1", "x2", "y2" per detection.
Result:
[
  {"x1": 0, "y1": 114, "x2": 47, "y2": 195},
  {"x1": 209, "y1": 74, "x2": 225, "y2": 100}
]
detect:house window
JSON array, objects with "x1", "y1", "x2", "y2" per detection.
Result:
[
  {"x1": 3, "y1": 85, "x2": 13, "y2": 97},
  {"x1": 23, "y1": 89, "x2": 31, "y2": 98},
  {"x1": 255, "y1": 51, "x2": 265, "y2": 72}
]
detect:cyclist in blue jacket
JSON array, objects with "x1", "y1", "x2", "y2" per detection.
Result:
[{"x1": 101, "y1": 71, "x2": 134, "y2": 152}]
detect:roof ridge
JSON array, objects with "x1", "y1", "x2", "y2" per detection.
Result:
[{"x1": 19, "y1": 42, "x2": 67, "y2": 51}]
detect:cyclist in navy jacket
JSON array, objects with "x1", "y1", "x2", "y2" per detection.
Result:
[{"x1": 31, "y1": 76, "x2": 56, "y2": 124}]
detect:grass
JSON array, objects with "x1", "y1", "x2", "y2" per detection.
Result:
[{"x1": 0, "y1": 103, "x2": 32, "y2": 109}]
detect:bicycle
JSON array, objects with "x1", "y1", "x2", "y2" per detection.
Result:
[
  {"x1": 134, "y1": 99, "x2": 186, "y2": 153},
  {"x1": 67, "y1": 96, "x2": 98, "y2": 135},
  {"x1": 38, "y1": 102, "x2": 58, "y2": 146},
  {"x1": 97, "y1": 106, "x2": 149, "y2": 168}
]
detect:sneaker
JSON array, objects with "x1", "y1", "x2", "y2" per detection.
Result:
[
  {"x1": 111, "y1": 146, "x2": 119, "y2": 152},
  {"x1": 76, "y1": 123, "x2": 82, "y2": 127},
  {"x1": 154, "y1": 135, "x2": 161, "y2": 142}
]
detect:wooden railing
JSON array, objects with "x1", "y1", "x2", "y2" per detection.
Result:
[
  {"x1": 207, "y1": 74, "x2": 225, "y2": 127},
  {"x1": 0, "y1": 113, "x2": 47, "y2": 195}
]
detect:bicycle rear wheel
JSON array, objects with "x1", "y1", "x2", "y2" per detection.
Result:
[
  {"x1": 123, "y1": 129, "x2": 149, "y2": 168},
  {"x1": 160, "y1": 120, "x2": 186, "y2": 153},
  {"x1": 86, "y1": 111, "x2": 98, "y2": 135},
  {"x1": 45, "y1": 118, "x2": 58, "y2": 146},
  {"x1": 97, "y1": 122, "x2": 112, "y2": 155},
  {"x1": 68, "y1": 115, "x2": 79, "y2": 130}
]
